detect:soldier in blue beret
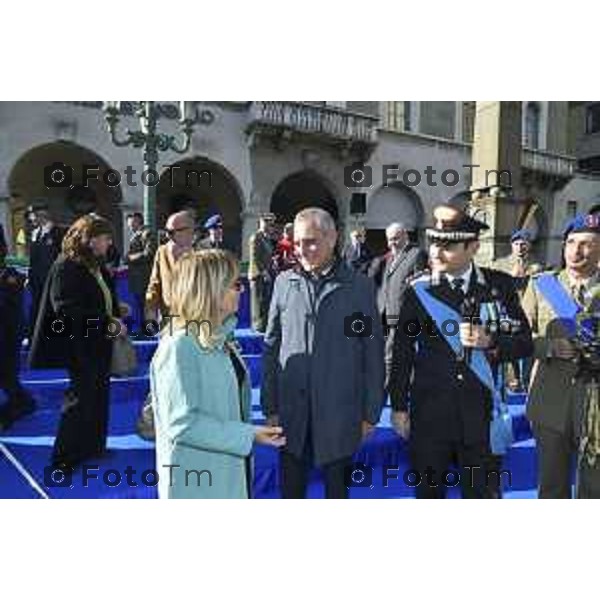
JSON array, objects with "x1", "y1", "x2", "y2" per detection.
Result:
[
  {"x1": 523, "y1": 212, "x2": 600, "y2": 497},
  {"x1": 197, "y1": 214, "x2": 226, "y2": 250},
  {"x1": 493, "y1": 228, "x2": 544, "y2": 392}
]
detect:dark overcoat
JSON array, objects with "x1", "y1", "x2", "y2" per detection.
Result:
[{"x1": 260, "y1": 260, "x2": 385, "y2": 466}]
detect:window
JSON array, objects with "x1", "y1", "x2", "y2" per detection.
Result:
[
  {"x1": 419, "y1": 102, "x2": 455, "y2": 139},
  {"x1": 567, "y1": 200, "x2": 578, "y2": 219},
  {"x1": 524, "y1": 102, "x2": 541, "y2": 149},
  {"x1": 403, "y1": 101, "x2": 412, "y2": 131},
  {"x1": 585, "y1": 103, "x2": 600, "y2": 134},
  {"x1": 383, "y1": 102, "x2": 412, "y2": 132},
  {"x1": 462, "y1": 101, "x2": 476, "y2": 143}
]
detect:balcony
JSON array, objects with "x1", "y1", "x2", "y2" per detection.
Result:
[
  {"x1": 521, "y1": 147, "x2": 577, "y2": 188},
  {"x1": 247, "y1": 101, "x2": 379, "y2": 158}
]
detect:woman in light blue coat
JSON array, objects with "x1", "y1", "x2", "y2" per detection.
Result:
[{"x1": 150, "y1": 250, "x2": 285, "y2": 499}]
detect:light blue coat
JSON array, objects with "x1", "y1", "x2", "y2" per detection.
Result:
[{"x1": 149, "y1": 325, "x2": 255, "y2": 499}]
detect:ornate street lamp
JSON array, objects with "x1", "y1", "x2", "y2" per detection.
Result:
[{"x1": 102, "y1": 101, "x2": 199, "y2": 232}]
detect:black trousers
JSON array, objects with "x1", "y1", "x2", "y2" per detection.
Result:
[
  {"x1": 130, "y1": 292, "x2": 146, "y2": 330},
  {"x1": 532, "y1": 425, "x2": 576, "y2": 499},
  {"x1": 52, "y1": 344, "x2": 112, "y2": 466},
  {"x1": 250, "y1": 277, "x2": 272, "y2": 333},
  {"x1": 280, "y1": 450, "x2": 352, "y2": 499},
  {"x1": 410, "y1": 435, "x2": 497, "y2": 499}
]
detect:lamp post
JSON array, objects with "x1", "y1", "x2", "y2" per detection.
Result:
[{"x1": 102, "y1": 101, "x2": 198, "y2": 232}]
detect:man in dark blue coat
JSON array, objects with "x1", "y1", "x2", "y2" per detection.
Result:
[
  {"x1": 28, "y1": 206, "x2": 63, "y2": 331},
  {"x1": 260, "y1": 207, "x2": 385, "y2": 499}
]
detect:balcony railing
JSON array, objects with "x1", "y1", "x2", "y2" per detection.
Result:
[
  {"x1": 521, "y1": 147, "x2": 577, "y2": 179},
  {"x1": 248, "y1": 101, "x2": 379, "y2": 144}
]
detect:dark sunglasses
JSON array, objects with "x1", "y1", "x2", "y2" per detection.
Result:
[
  {"x1": 430, "y1": 239, "x2": 464, "y2": 250},
  {"x1": 165, "y1": 226, "x2": 192, "y2": 237}
]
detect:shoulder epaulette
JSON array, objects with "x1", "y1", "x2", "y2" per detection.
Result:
[
  {"x1": 531, "y1": 267, "x2": 558, "y2": 279},
  {"x1": 408, "y1": 269, "x2": 430, "y2": 286}
]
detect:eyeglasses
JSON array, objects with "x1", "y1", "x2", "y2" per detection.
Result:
[{"x1": 165, "y1": 226, "x2": 192, "y2": 237}]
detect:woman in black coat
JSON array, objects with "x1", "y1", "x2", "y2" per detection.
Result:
[{"x1": 29, "y1": 214, "x2": 124, "y2": 470}]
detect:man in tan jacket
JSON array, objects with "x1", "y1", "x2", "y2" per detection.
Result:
[
  {"x1": 523, "y1": 214, "x2": 600, "y2": 498},
  {"x1": 146, "y1": 211, "x2": 195, "y2": 324}
]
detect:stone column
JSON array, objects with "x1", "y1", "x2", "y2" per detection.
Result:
[{"x1": 469, "y1": 101, "x2": 523, "y2": 264}]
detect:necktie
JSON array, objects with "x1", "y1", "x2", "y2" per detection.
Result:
[
  {"x1": 451, "y1": 277, "x2": 465, "y2": 300},
  {"x1": 574, "y1": 284, "x2": 587, "y2": 307}
]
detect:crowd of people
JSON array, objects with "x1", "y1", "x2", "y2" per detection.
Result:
[{"x1": 1, "y1": 198, "x2": 600, "y2": 499}]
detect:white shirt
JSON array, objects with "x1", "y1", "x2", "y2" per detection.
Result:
[{"x1": 445, "y1": 263, "x2": 473, "y2": 296}]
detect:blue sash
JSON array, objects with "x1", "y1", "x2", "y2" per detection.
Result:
[
  {"x1": 413, "y1": 279, "x2": 513, "y2": 454},
  {"x1": 533, "y1": 273, "x2": 580, "y2": 338},
  {"x1": 412, "y1": 280, "x2": 500, "y2": 402}
]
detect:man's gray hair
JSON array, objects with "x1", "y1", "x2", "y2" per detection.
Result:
[
  {"x1": 294, "y1": 207, "x2": 336, "y2": 232},
  {"x1": 386, "y1": 222, "x2": 407, "y2": 238}
]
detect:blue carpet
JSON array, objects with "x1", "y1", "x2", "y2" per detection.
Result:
[{"x1": 1, "y1": 327, "x2": 539, "y2": 499}]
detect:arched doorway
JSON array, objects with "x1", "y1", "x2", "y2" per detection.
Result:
[
  {"x1": 8, "y1": 141, "x2": 124, "y2": 250},
  {"x1": 270, "y1": 170, "x2": 338, "y2": 225},
  {"x1": 156, "y1": 157, "x2": 244, "y2": 255},
  {"x1": 365, "y1": 183, "x2": 424, "y2": 254}
]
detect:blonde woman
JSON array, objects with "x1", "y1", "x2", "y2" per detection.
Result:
[{"x1": 150, "y1": 250, "x2": 285, "y2": 498}]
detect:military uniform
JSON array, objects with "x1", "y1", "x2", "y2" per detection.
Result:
[
  {"x1": 126, "y1": 225, "x2": 157, "y2": 324},
  {"x1": 523, "y1": 268, "x2": 600, "y2": 498},
  {"x1": 248, "y1": 221, "x2": 276, "y2": 333},
  {"x1": 388, "y1": 207, "x2": 533, "y2": 499},
  {"x1": 493, "y1": 254, "x2": 544, "y2": 292},
  {"x1": 29, "y1": 223, "x2": 63, "y2": 330},
  {"x1": 493, "y1": 254, "x2": 543, "y2": 390}
]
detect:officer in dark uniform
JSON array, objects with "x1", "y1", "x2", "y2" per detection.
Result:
[
  {"x1": 387, "y1": 205, "x2": 533, "y2": 498},
  {"x1": 0, "y1": 241, "x2": 36, "y2": 431},
  {"x1": 28, "y1": 205, "x2": 63, "y2": 331}
]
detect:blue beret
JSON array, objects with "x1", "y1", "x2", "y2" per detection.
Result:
[
  {"x1": 563, "y1": 214, "x2": 600, "y2": 238},
  {"x1": 510, "y1": 229, "x2": 532, "y2": 243},
  {"x1": 204, "y1": 214, "x2": 223, "y2": 229}
]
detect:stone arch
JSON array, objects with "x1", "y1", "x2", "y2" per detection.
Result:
[
  {"x1": 365, "y1": 182, "x2": 424, "y2": 253},
  {"x1": 270, "y1": 170, "x2": 338, "y2": 225},
  {"x1": 156, "y1": 156, "x2": 244, "y2": 255},
  {"x1": 7, "y1": 141, "x2": 124, "y2": 249}
]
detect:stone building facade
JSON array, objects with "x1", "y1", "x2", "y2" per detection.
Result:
[{"x1": 0, "y1": 100, "x2": 598, "y2": 265}]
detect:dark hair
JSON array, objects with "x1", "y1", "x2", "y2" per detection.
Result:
[
  {"x1": 62, "y1": 214, "x2": 114, "y2": 269},
  {"x1": 126, "y1": 212, "x2": 144, "y2": 222}
]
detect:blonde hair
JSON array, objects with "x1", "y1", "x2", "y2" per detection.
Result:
[{"x1": 168, "y1": 250, "x2": 239, "y2": 349}]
